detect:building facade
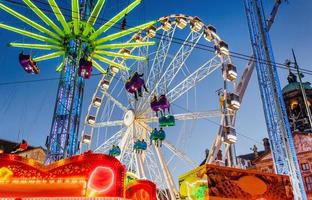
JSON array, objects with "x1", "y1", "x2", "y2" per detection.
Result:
[
  {"x1": 238, "y1": 71, "x2": 312, "y2": 199},
  {"x1": 0, "y1": 139, "x2": 46, "y2": 163}
]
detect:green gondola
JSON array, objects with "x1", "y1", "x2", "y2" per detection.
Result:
[{"x1": 159, "y1": 115, "x2": 175, "y2": 127}]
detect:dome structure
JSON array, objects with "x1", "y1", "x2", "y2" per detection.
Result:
[
  {"x1": 282, "y1": 71, "x2": 312, "y2": 132},
  {"x1": 282, "y1": 71, "x2": 312, "y2": 94}
]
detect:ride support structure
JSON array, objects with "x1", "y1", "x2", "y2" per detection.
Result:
[
  {"x1": 46, "y1": 0, "x2": 95, "y2": 163},
  {"x1": 244, "y1": 0, "x2": 306, "y2": 199}
]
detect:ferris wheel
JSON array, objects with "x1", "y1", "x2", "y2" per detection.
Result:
[{"x1": 80, "y1": 14, "x2": 240, "y2": 199}]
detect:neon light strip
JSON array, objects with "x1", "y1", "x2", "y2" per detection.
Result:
[
  {"x1": 0, "y1": 3, "x2": 60, "y2": 40},
  {"x1": 96, "y1": 41, "x2": 155, "y2": 49},
  {"x1": 95, "y1": 20, "x2": 157, "y2": 44},
  {"x1": 56, "y1": 62, "x2": 65, "y2": 72},
  {"x1": 92, "y1": 59, "x2": 107, "y2": 74},
  {"x1": 0, "y1": 23, "x2": 59, "y2": 44},
  {"x1": 23, "y1": 0, "x2": 64, "y2": 37},
  {"x1": 95, "y1": 50, "x2": 146, "y2": 60},
  {"x1": 93, "y1": 54, "x2": 129, "y2": 71},
  {"x1": 90, "y1": 0, "x2": 141, "y2": 40},
  {"x1": 72, "y1": 0, "x2": 80, "y2": 35},
  {"x1": 48, "y1": 0, "x2": 71, "y2": 34},
  {"x1": 10, "y1": 43, "x2": 62, "y2": 50},
  {"x1": 33, "y1": 51, "x2": 64, "y2": 62},
  {"x1": 82, "y1": 0, "x2": 106, "y2": 36}
]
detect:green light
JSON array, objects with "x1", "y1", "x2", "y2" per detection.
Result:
[
  {"x1": 95, "y1": 20, "x2": 157, "y2": 44},
  {"x1": 48, "y1": 0, "x2": 71, "y2": 34},
  {"x1": 33, "y1": 51, "x2": 64, "y2": 62},
  {"x1": 56, "y1": 62, "x2": 65, "y2": 72},
  {"x1": 93, "y1": 54, "x2": 129, "y2": 71},
  {"x1": 96, "y1": 41, "x2": 155, "y2": 50},
  {"x1": 0, "y1": 23, "x2": 59, "y2": 45},
  {"x1": 10, "y1": 43, "x2": 63, "y2": 50},
  {"x1": 82, "y1": 0, "x2": 106, "y2": 36},
  {"x1": 92, "y1": 59, "x2": 107, "y2": 74},
  {"x1": 0, "y1": 3, "x2": 60, "y2": 40},
  {"x1": 90, "y1": 0, "x2": 141, "y2": 40},
  {"x1": 23, "y1": 0, "x2": 64, "y2": 37},
  {"x1": 95, "y1": 50, "x2": 146, "y2": 60},
  {"x1": 72, "y1": 0, "x2": 80, "y2": 35}
]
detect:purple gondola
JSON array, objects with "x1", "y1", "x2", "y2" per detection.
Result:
[
  {"x1": 78, "y1": 59, "x2": 92, "y2": 79},
  {"x1": 158, "y1": 95, "x2": 170, "y2": 111},
  {"x1": 18, "y1": 53, "x2": 40, "y2": 74},
  {"x1": 151, "y1": 96, "x2": 161, "y2": 112},
  {"x1": 125, "y1": 73, "x2": 145, "y2": 93}
]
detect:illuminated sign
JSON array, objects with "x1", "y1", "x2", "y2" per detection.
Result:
[{"x1": 87, "y1": 166, "x2": 115, "y2": 196}]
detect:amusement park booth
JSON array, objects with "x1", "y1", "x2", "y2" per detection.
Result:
[
  {"x1": 0, "y1": 152, "x2": 156, "y2": 199},
  {"x1": 179, "y1": 164, "x2": 293, "y2": 200}
]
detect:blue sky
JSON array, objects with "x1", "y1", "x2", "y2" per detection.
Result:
[{"x1": 0, "y1": 0, "x2": 311, "y2": 179}]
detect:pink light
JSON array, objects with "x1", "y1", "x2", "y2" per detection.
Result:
[{"x1": 87, "y1": 166, "x2": 115, "y2": 194}]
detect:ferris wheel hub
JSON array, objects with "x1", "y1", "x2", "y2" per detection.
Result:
[{"x1": 123, "y1": 109, "x2": 136, "y2": 127}]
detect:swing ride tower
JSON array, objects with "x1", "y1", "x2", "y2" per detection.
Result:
[{"x1": 0, "y1": 0, "x2": 155, "y2": 163}]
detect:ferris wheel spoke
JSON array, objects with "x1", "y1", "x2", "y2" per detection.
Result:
[
  {"x1": 94, "y1": 127, "x2": 127, "y2": 153},
  {"x1": 146, "y1": 26, "x2": 177, "y2": 90},
  {"x1": 158, "y1": 31, "x2": 204, "y2": 94},
  {"x1": 139, "y1": 31, "x2": 203, "y2": 111},
  {"x1": 104, "y1": 92, "x2": 128, "y2": 112},
  {"x1": 144, "y1": 110, "x2": 222, "y2": 123},
  {"x1": 137, "y1": 122, "x2": 196, "y2": 168},
  {"x1": 162, "y1": 140, "x2": 197, "y2": 168},
  {"x1": 137, "y1": 27, "x2": 177, "y2": 110},
  {"x1": 144, "y1": 148, "x2": 172, "y2": 199},
  {"x1": 167, "y1": 55, "x2": 222, "y2": 103},
  {"x1": 93, "y1": 120, "x2": 124, "y2": 128}
]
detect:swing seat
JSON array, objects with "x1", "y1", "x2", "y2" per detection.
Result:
[
  {"x1": 158, "y1": 129, "x2": 166, "y2": 141},
  {"x1": 159, "y1": 115, "x2": 175, "y2": 127},
  {"x1": 19, "y1": 53, "x2": 40, "y2": 74},
  {"x1": 158, "y1": 95, "x2": 170, "y2": 110},
  {"x1": 78, "y1": 59, "x2": 92, "y2": 79},
  {"x1": 125, "y1": 73, "x2": 145, "y2": 93},
  {"x1": 109, "y1": 146, "x2": 121, "y2": 156}
]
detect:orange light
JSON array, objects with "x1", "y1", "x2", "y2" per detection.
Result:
[{"x1": 290, "y1": 100, "x2": 299, "y2": 110}]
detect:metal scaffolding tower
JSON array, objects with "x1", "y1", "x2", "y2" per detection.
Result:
[
  {"x1": 244, "y1": 0, "x2": 306, "y2": 199},
  {"x1": 46, "y1": 0, "x2": 95, "y2": 163}
]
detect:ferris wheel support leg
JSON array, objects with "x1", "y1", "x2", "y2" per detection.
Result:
[
  {"x1": 206, "y1": 116, "x2": 224, "y2": 164},
  {"x1": 135, "y1": 153, "x2": 146, "y2": 178},
  {"x1": 222, "y1": 144, "x2": 231, "y2": 166},
  {"x1": 116, "y1": 126, "x2": 132, "y2": 161},
  {"x1": 154, "y1": 146, "x2": 179, "y2": 199}
]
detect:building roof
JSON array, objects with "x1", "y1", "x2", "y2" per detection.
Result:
[
  {"x1": 0, "y1": 139, "x2": 42, "y2": 154},
  {"x1": 237, "y1": 150, "x2": 267, "y2": 161},
  {"x1": 282, "y1": 81, "x2": 312, "y2": 94}
]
